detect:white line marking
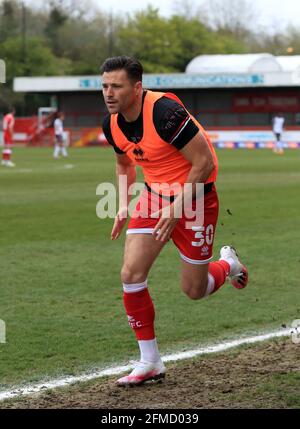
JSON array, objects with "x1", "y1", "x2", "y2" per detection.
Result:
[{"x1": 0, "y1": 327, "x2": 292, "y2": 402}]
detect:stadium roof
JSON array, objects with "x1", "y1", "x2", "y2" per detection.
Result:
[
  {"x1": 276, "y1": 56, "x2": 300, "y2": 72},
  {"x1": 186, "y1": 53, "x2": 282, "y2": 74},
  {"x1": 13, "y1": 55, "x2": 300, "y2": 92}
]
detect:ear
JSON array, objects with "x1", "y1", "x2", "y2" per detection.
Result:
[{"x1": 134, "y1": 81, "x2": 142, "y2": 95}]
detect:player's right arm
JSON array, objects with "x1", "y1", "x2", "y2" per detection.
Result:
[
  {"x1": 102, "y1": 114, "x2": 136, "y2": 239},
  {"x1": 111, "y1": 153, "x2": 136, "y2": 240}
]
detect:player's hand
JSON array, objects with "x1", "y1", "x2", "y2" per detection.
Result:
[
  {"x1": 111, "y1": 207, "x2": 128, "y2": 240},
  {"x1": 151, "y1": 204, "x2": 179, "y2": 242}
]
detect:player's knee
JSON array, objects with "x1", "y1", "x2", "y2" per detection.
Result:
[
  {"x1": 185, "y1": 288, "x2": 204, "y2": 300},
  {"x1": 182, "y1": 279, "x2": 207, "y2": 300},
  {"x1": 121, "y1": 264, "x2": 147, "y2": 285}
]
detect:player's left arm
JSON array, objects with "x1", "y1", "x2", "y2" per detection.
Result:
[
  {"x1": 153, "y1": 131, "x2": 215, "y2": 242},
  {"x1": 179, "y1": 131, "x2": 215, "y2": 187},
  {"x1": 9, "y1": 117, "x2": 15, "y2": 134}
]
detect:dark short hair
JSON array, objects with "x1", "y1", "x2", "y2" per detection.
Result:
[
  {"x1": 55, "y1": 111, "x2": 64, "y2": 118},
  {"x1": 6, "y1": 106, "x2": 15, "y2": 114},
  {"x1": 100, "y1": 56, "x2": 143, "y2": 82}
]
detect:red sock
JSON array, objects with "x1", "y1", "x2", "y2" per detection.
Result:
[
  {"x1": 2, "y1": 149, "x2": 11, "y2": 161},
  {"x1": 123, "y1": 288, "x2": 155, "y2": 340},
  {"x1": 207, "y1": 260, "x2": 231, "y2": 295}
]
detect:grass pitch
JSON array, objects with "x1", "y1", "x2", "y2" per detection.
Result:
[{"x1": 0, "y1": 147, "x2": 299, "y2": 389}]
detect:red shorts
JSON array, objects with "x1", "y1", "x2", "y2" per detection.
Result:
[
  {"x1": 3, "y1": 132, "x2": 13, "y2": 146},
  {"x1": 127, "y1": 185, "x2": 219, "y2": 264}
]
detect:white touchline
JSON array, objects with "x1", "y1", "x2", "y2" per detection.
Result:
[{"x1": 0, "y1": 327, "x2": 292, "y2": 402}]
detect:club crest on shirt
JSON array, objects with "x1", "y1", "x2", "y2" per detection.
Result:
[{"x1": 132, "y1": 146, "x2": 149, "y2": 162}]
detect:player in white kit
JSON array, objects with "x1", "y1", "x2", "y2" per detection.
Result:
[
  {"x1": 272, "y1": 113, "x2": 285, "y2": 154},
  {"x1": 53, "y1": 112, "x2": 68, "y2": 159}
]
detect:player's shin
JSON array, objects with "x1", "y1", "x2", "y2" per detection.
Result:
[
  {"x1": 2, "y1": 148, "x2": 11, "y2": 163},
  {"x1": 53, "y1": 145, "x2": 60, "y2": 158},
  {"x1": 62, "y1": 146, "x2": 68, "y2": 157},
  {"x1": 122, "y1": 280, "x2": 160, "y2": 363}
]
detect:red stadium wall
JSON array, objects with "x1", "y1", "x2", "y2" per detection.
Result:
[
  {"x1": 10, "y1": 118, "x2": 300, "y2": 149},
  {"x1": 233, "y1": 92, "x2": 300, "y2": 113},
  {"x1": 11, "y1": 118, "x2": 109, "y2": 147}
]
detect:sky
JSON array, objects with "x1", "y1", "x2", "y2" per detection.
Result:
[
  {"x1": 26, "y1": 0, "x2": 300, "y2": 34},
  {"x1": 101, "y1": 0, "x2": 300, "y2": 31}
]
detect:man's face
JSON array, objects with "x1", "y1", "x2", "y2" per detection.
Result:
[{"x1": 102, "y1": 69, "x2": 140, "y2": 114}]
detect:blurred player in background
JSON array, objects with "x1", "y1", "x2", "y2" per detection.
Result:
[
  {"x1": 101, "y1": 56, "x2": 249, "y2": 387},
  {"x1": 272, "y1": 113, "x2": 285, "y2": 154},
  {"x1": 53, "y1": 111, "x2": 68, "y2": 159},
  {"x1": 1, "y1": 107, "x2": 15, "y2": 167}
]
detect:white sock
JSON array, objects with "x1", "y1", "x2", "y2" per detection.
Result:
[
  {"x1": 204, "y1": 273, "x2": 215, "y2": 297},
  {"x1": 62, "y1": 146, "x2": 68, "y2": 157},
  {"x1": 123, "y1": 280, "x2": 147, "y2": 294},
  {"x1": 220, "y1": 256, "x2": 235, "y2": 273},
  {"x1": 53, "y1": 145, "x2": 60, "y2": 158},
  {"x1": 138, "y1": 338, "x2": 160, "y2": 363}
]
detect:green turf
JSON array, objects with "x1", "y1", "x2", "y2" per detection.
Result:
[{"x1": 0, "y1": 147, "x2": 299, "y2": 388}]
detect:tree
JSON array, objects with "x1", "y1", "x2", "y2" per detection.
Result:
[
  {"x1": 282, "y1": 26, "x2": 300, "y2": 55},
  {"x1": 2, "y1": 0, "x2": 297, "y2": 114},
  {"x1": 0, "y1": 36, "x2": 71, "y2": 80},
  {"x1": 44, "y1": 1, "x2": 68, "y2": 56},
  {"x1": 200, "y1": 0, "x2": 258, "y2": 40},
  {"x1": 169, "y1": 15, "x2": 245, "y2": 71},
  {"x1": 169, "y1": 15, "x2": 211, "y2": 71},
  {"x1": 0, "y1": 0, "x2": 19, "y2": 42},
  {"x1": 0, "y1": 36, "x2": 71, "y2": 111},
  {"x1": 171, "y1": 0, "x2": 201, "y2": 20},
  {"x1": 116, "y1": 7, "x2": 181, "y2": 73},
  {"x1": 53, "y1": 11, "x2": 115, "y2": 74}
]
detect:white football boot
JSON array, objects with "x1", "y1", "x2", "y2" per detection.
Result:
[
  {"x1": 220, "y1": 246, "x2": 248, "y2": 289},
  {"x1": 6, "y1": 160, "x2": 15, "y2": 167},
  {"x1": 117, "y1": 359, "x2": 166, "y2": 386}
]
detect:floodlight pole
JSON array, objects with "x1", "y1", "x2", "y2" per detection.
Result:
[{"x1": 21, "y1": 0, "x2": 27, "y2": 67}]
